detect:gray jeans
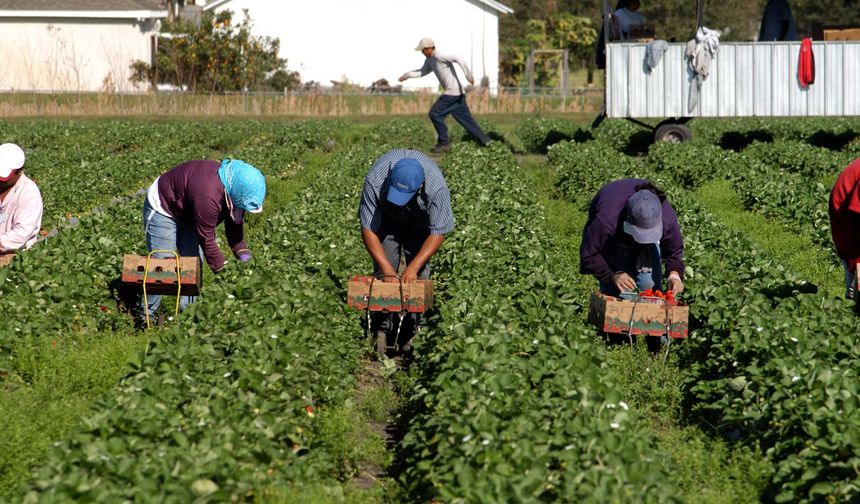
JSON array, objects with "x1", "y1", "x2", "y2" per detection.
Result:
[{"x1": 371, "y1": 224, "x2": 430, "y2": 336}]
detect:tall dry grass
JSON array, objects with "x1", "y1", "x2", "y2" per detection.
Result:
[{"x1": 0, "y1": 89, "x2": 603, "y2": 117}]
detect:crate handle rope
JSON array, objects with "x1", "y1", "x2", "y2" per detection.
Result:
[
  {"x1": 626, "y1": 294, "x2": 673, "y2": 362},
  {"x1": 142, "y1": 249, "x2": 182, "y2": 330}
]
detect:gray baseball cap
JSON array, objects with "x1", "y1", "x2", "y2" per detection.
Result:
[{"x1": 623, "y1": 189, "x2": 663, "y2": 243}]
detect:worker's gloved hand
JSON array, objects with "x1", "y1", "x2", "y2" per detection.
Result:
[
  {"x1": 237, "y1": 251, "x2": 252, "y2": 262},
  {"x1": 667, "y1": 273, "x2": 684, "y2": 295},
  {"x1": 613, "y1": 271, "x2": 636, "y2": 293}
]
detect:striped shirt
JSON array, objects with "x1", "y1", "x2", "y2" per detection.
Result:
[
  {"x1": 359, "y1": 149, "x2": 455, "y2": 235},
  {"x1": 403, "y1": 52, "x2": 473, "y2": 96}
]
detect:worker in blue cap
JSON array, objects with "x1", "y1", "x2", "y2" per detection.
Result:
[
  {"x1": 580, "y1": 179, "x2": 684, "y2": 298},
  {"x1": 580, "y1": 179, "x2": 685, "y2": 351},
  {"x1": 359, "y1": 148, "x2": 455, "y2": 355}
]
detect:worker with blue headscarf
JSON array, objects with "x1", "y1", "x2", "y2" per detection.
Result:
[{"x1": 139, "y1": 158, "x2": 266, "y2": 325}]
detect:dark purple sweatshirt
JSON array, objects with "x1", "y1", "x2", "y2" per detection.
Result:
[
  {"x1": 157, "y1": 160, "x2": 248, "y2": 272},
  {"x1": 579, "y1": 178, "x2": 684, "y2": 284}
]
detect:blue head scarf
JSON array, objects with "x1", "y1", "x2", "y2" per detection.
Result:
[{"x1": 218, "y1": 159, "x2": 266, "y2": 213}]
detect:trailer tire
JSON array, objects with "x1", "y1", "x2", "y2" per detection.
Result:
[{"x1": 654, "y1": 123, "x2": 692, "y2": 144}]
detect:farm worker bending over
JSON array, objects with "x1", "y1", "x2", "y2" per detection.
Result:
[
  {"x1": 139, "y1": 159, "x2": 266, "y2": 324},
  {"x1": 359, "y1": 149, "x2": 454, "y2": 353},
  {"x1": 828, "y1": 157, "x2": 860, "y2": 299},
  {"x1": 399, "y1": 38, "x2": 491, "y2": 154},
  {"x1": 580, "y1": 179, "x2": 685, "y2": 298},
  {"x1": 0, "y1": 143, "x2": 43, "y2": 260}
]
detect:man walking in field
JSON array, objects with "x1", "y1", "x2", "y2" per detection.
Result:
[
  {"x1": 399, "y1": 38, "x2": 491, "y2": 153},
  {"x1": 359, "y1": 148, "x2": 454, "y2": 355}
]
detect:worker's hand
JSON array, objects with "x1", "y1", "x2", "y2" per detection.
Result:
[
  {"x1": 401, "y1": 268, "x2": 419, "y2": 284},
  {"x1": 237, "y1": 251, "x2": 252, "y2": 262},
  {"x1": 613, "y1": 271, "x2": 636, "y2": 293},
  {"x1": 398, "y1": 75, "x2": 407, "y2": 82},
  {"x1": 667, "y1": 273, "x2": 684, "y2": 295},
  {"x1": 467, "y1": 77, "x2": 475, "y2": 86},
  {"x1": 379, "y1": 265, "x2": 399, "y2": 283}
]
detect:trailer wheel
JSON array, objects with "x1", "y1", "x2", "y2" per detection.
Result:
[{"x1": 654, "y1": 123, "x2": 692, "y2": 144}]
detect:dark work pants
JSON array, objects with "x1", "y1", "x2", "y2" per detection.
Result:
[
  {"x1": 429, "y1": 94, "x2": 490, "y2": 145},
  {"x1": 371, "y1": 224, "x2": 430, "y2": 342}
]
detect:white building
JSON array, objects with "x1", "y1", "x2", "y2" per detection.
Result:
[
  {"x1": 0, "y1": 0, "x2": 512, "y2": 93},
  {"x1": 0, "y1": 1, "x2": 165, "y2": 92},
  {"x1": 202, "y1": 0, "x2": 513, "y2": 92}
]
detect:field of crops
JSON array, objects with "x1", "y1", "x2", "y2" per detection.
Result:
[{"x1": 0, "y1": 114, "x2": 858, "y2": 503}]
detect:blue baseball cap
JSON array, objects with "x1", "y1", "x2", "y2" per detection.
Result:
[
  {"x1": 623, "y1": 189, "x2": 663, "y2": 243},
  {"x1": 387, "y1": 158, "x2": 425, "y2": 206}
]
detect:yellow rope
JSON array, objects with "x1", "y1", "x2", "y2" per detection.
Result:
[{"x1": 142, "y1": 249, "x2": 182, "y2": 329}]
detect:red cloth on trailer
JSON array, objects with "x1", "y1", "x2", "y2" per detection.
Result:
[
  {"x1": 829, "y1": 158, "x2": 860, "y2": 269},
  {"x1": 798, "y1": 37, "x2": 815, "y2": 87}
]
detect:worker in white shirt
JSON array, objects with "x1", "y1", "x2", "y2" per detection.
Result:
[
  {"x1": 399, "y1": 38, "x2": 492, "y2": 153},
  {"x1": 0, "y1": 143, "x2": 43, "y2": 265}
]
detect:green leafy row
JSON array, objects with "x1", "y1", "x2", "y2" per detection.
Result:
[
  {"x1": 551, "y1": 131, "x2": 860, "y2": 503},
  {"x1": 396, "y1": 144, "x2": 681, "y2": 503},
  {"x1": 24, "y1": 143, "x2": 383, "y2": 502}
]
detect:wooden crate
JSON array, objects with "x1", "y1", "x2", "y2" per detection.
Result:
[
  {"x1": 587, "y1": 292, "x2": 689, "y2": 339},
  {"x1": 347, "y1": 275, "x2": 433, "y2": 313},
  {"x1": 0, "y1": 253, "x2": 14, "y2": 267},
  {"x1": 121, "y1": 254, "x2": 202, "y2": 296},
  {"x1": 823, "y1": 27, "x2": 860, "y2": 41}
]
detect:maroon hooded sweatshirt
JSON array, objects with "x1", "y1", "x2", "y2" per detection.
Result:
[{"x1": 157, "y1": 160, "x2": 249, "y2": 272}]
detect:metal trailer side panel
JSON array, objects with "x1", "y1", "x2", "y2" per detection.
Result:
[
  {"x1": 609, "y1": 44, "x2": 629, "y2": 117},
  {"x1": 735, "y1": 43, "x2": 755, "y2": 116},
  {"x1": 663, "y1": 45, "x2": 686, "y2": 117},
  {"x1": 846, "y1": 43, "x2": 860, "y2": 115},
  {"x1": 825, "y1": 43, "x2": 844, "y2": 116},
  {"x1": 788, "y1": 41, "x2": 807, "y2": 116},
  {"x1": 754, "y1": 44, "x2": 773, "y2": 116},
  {"x1": 606, "y1": 41, "x2": 859, "y2": 118},
  {"x1": 718, "y1": 44, "x2": 736, "y2": 117},
  {"x1": 772, "y1": 44, "x2": 792, "y2": 116},
  {"x1": 700, "y1": 46, "x2": 720, "y2": 117},
  {"x1": 807, "y1": 42, "x2": 827, "y2": 116},
  {"x1": 646, "y1": 45, "x2": 666, "y2": 117},
  {"x1": 629, "y1": 44, "x2": 650, "y2": 118}
]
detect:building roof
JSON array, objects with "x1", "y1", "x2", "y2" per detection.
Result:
[
  {"x1": 203, "y1": 0, "x2": 512, "y2": 15},
  {"x1": 474, "y1": 0, "x2": 514, "y2": 14},
  {"x1": 0, "y1": 0, "x2": 166, "y2": 18},
  {"x1": 0, "y1": 0, "x2": 163, "y2": 9}
]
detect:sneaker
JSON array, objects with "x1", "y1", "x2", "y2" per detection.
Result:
[{"x1": 430, "y1": 143, "x2": 451, "y2": 154}]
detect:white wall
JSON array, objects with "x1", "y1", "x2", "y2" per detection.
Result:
[
  {"x1": 0, "y1": 18, "x2": 157, "y2": 92},
  {"x1": 213, "y1": 0, "x2": 504, "y2": 92}
]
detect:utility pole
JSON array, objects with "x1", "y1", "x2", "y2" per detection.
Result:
[{"x1": 166, "y1": 0, "x2": 176, "y2": 24}]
